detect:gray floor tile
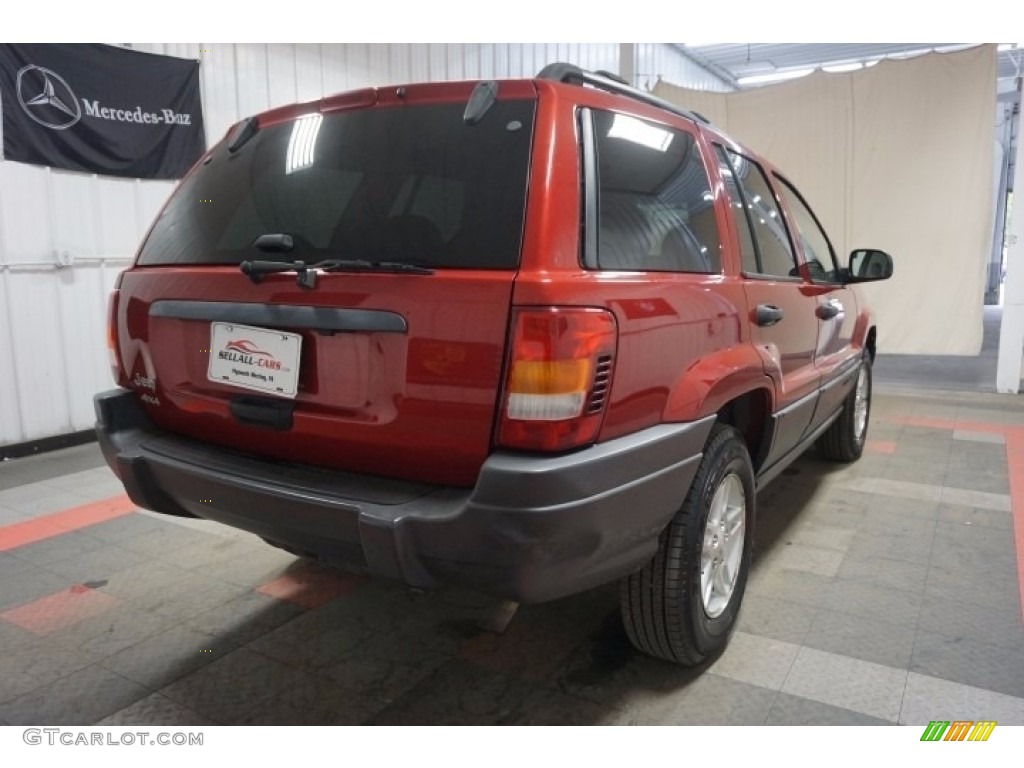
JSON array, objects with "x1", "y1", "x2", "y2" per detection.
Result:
[
  {"x1": 936, "y1": 504, "x2": 1013, "y2": 530},
  {"x1": 120, "y1": 526, "x2": 221, "y2": 558},
  {"x1": 785, "y1": 521, "x2": 857, "y2": 551},
  {"x1": 952, "y1": 429, "x2": 1005, "y2": 444},
  {"x1": 0, "y1": 484, "x2": 96, "y2": 516},
  {"x1": 835, "y1": 552, "x2": 929, "y2": 594},
  {"x1": 95, "y1": 692, "x2": 216, "y2": 726},
  {"x1": 933, "y1": 520, "x2": 1018, "y2": 554},
  {"x1": 246, "y1": 606, "x2": 376, "y2": 671},
  {"x1": 96, "y1": 561, "x2": 200, "y2": 601},
  {"x1": 0, "y1": 664, "x2": 148, "y2": 725},
  {"x1": 0, "y1": 618, "x2": 41, "y2": 653},
  {"x1": 162, "y1": 536, "x2": 266, "y2": 572},
  {"x1": 0, "y1": 551, "x2": 35, "y2": 580},
  {"x1": 857, "y1": 509, "x2": 938, "y2": 539},
  {"x1": 746, "y1": 567, "x2": 833, "y2": 608},
  {"x1": 0, "y1": 505, "x2": 30, "y2": 526},
  {"x1": 803, "y1": 609, "x2": 916, "y2": 668},
  {"x1": 938, "y1": 486, "x2": 1011, "y2": 513},
  {"x1": 240, "y1": 675, "x2": 387, "y2": 725},
  {"x1": 766, "y1": 691, "x2": 895, "y2": 725},
  {"x1": 658, "y1": 672, "x2": 775, "y2": 725},
  {"x1": 929, "y1": 536, "x2": 1018, "y2": 580},
  {"x1": 821, "y1": 578, "x2": 924, "y2": 627},
  {"x1": 924, "y1": 565, "x2": 1020, "y2": 613},
  {"x1": 99, "y1": 624, "x2": 229, "y2": 689},
  {"x1": 0, "y1": 670, "x2": 42, "y2": 705},
  {"x1": 42, "y1": 543, "x2": 151, "y2": 584},
  {"x1": 501, "y1": 686, "x2": 623, "y2": 725},
  {"x1": 83, "y1": 513, "x2": 167, "y2": 542},
  {"x1": 38, "y1": 468, "x2": 116, "y2": 492},
  {"x1": 0, "y1": 640, "x2": 94, "y2": 695},
  {"x1": 7, "y1": 531, "x2": 109, "y2": 567},
  {"x1": 782, "y1": 646, "x2": 907, "y2": 721},
  {"x1": 852, "y1": 494, "x2": 941, "y2": 521},
  {"x1": 901, "y1": 672, "x2": 1024, "y2": 726},
  {"x1": 880, "y1": 462, "x2": 949, "y2": 486},
  {"x1": 366, "y1": 660, "x2": 536, "y2": 725},
  {"x1": 552, "y1": 618, "x2": 704, "y2": 709},
  {"x1": 840, "y1": 477, "x2": 942, "y2": 503},
  {"x1": 844, "y1": 530, "x2": 934, "y2": 566},
  {"x1": 159, "y1": 647, "x2": 304, "y2": 723},
  {"x1": 917, "y1": 594, "x2": 1024, "y2": 651},
  {"x1": 735, "y1": 595, "x2": 817, "y2": 645},
  {"x1": 943, "y1": 472, "x2": 1011, "y2": 496},
  {"x1": 98, "y1": 562, "x2": 251, "y2": 620},
  {"x1": 50, "y1": 606, "x2": 177, "y2": 660},
  {"x1": 706, "y1": 631, "x2": 799, "y2": 690},
  {"x1": 757, "y1": 543, "x2": 845, "y2": 578},
  {"x1": 911, "y1": 629, "x2": 1024, "y2": 699},
  {"x1": 192, "y1": 546, "x2": 299, "y2": 587},
  {"x1": 185, "y1": 591, "x2": 306, "y2": 649},
  {"x1": 0, "y1": 565, "x2": 71, "y2": 612}
]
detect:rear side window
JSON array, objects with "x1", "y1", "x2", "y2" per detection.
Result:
[
  {"x1": 138, "y1": 100, "x2": 536, "y2": 269},
  {"x1": 592, "y1": 110, "x2": 721, "y2": 273},
  {"x1": 723, "y1": 149, "x2": 798, "y2": 278},
  {"x1": 713, "y1": 144, "x2": 759, "y2": 274}
]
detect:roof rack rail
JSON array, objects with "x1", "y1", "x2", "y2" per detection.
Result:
[{"x1": 536, "y1": 62, "x2": 711, "y2": 126}]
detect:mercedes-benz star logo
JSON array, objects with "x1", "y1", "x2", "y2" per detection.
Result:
[{"x1": 16, "y1": 65, "x2": 82, "y2": 131}]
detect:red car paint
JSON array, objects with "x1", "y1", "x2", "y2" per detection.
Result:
[{"x1": 109, "y1": 76, "x2": 876, "y2": 488}]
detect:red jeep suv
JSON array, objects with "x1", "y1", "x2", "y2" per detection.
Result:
[{"x1": 96, "y1": 63, "x2": 892, "y2": 665}]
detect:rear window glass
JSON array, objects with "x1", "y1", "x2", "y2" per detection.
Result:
[{"x1": 138, "y1": 100, "x2": 536, "y2": 269}]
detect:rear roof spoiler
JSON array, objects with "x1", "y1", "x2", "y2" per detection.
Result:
[{"x1": 536, "y1": 62, "x2": 711, "y2": 127}]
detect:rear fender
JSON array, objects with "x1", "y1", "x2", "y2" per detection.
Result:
[{"x1": 663, "y1": 344, "x2": 776, "y2": 423}]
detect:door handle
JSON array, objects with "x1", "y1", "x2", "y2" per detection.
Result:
[
  {"x1": 755, "y1": 304, "x2": 784, "y2": 327},
  {"x1": 816, "y1": 300, "x2": 843, "y2": 320}
]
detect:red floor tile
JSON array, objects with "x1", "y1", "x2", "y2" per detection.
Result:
[
  {"x1": 256, "y1": 562, "x2": 364, "y2": 609},
  {"x1": 1, "y1": 584, "x2": 120, "y2": 636},
  {"x1": 865, "y1": 439, "x2": 897, "y2": 454},
  {"x1": 0, "y1": 495, "x2": 135, "y2": 552}
]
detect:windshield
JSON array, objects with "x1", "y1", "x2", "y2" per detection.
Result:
[{"x1": 137, "y1": 99, "x2": 536, "y2": 269}]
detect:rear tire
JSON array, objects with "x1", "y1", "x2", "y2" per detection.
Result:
[
  {"x1": 817, "y1": 355, "x2": 872, "y2": 462},
  {"x1": 619, "y1": 423, "x2": 755, "y2": 665}
]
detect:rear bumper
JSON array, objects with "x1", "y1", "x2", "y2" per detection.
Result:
[{"x1": 95, "y1": 388, "x2": 713, "y2": 602}]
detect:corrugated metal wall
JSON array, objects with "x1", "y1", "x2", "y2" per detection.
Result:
[{"x1": 0, "y1": 43, "x2": 729, "y2": 448}]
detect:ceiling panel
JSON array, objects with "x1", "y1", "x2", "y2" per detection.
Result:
[{"x1": 678, "y1": 43, "x2": 1021, "y2": 85}]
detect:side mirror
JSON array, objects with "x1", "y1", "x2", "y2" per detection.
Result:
[{"x1": 847, "y1": 249, "x2": 893, "y2": 283}]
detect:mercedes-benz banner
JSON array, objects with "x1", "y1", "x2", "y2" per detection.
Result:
[{"x1": 0, "y1": 43, "x2": 205, "y2": 179}]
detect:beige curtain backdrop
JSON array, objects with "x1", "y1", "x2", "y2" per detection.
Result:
[{"x1": 654, "y1": 45, "x2": 997, "y2": 355}]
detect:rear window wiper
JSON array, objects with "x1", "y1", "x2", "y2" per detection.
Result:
[{"x1": 239, "y1": 258, "x2": 433, "y2": 289}]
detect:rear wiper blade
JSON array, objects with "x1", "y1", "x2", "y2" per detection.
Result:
[
  {"x1": 238, "y1": 258, "x2": 433, "y2": 289},
  {"x1": 318, "y1": 259, "x2": 434, "y2": 275}
]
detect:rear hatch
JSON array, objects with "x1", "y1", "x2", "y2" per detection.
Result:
[{"x1": 117, "y1": 82, "x2": 537, "y2": 487}]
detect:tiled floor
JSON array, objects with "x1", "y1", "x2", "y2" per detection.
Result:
[{"x1": 0, "y1": 387, "x2": 1022, "y2": 726}]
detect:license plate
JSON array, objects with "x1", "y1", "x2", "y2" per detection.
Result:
[{"x1": 207, "y1": 322, "x2": 302, "y2": 398}]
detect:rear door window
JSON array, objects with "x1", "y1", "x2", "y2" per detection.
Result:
[
  {"x1": 774, "y1": 174, "x2": 840, "y2": 283},
  {"x1": 138, "y1": 100, "x2": 536, "y2": 269},
  {"x1": 722, "y1": 149, "x2": 799, "y2": 279},
  {"x1": 590, "y1": 110, "x2": 721, "y2": 273}
]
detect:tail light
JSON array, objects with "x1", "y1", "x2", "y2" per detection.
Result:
[
  {"x1": 107, "y1": 289, "x2": 127, "y2": 386},
  {"x1": 497, "y1": 307, "x2": 617, "y2": 451}
]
